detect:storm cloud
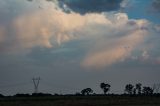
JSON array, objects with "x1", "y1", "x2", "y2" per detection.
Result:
[
  {"x1": 0, "y1": 0, "x2": 152, "y2": 68},
  {"x1": 152, "y1": 0, "x2": 160, "y2": 12},
  {"x1": 0, "y1": 0, "x2": 159, "y2": 68},
  {"x1": 57, "y1": 0, "x2": 123, "y2": 14}
]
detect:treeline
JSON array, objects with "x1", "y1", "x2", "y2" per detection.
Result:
[
  {"x1": 0, "y1": 82, "x2": 160, "y2": 97},
  {"x1": 80, "y1": 83, "x2": 159, "y2": 96},
  {"x1": 0, "y1": 93, "x2": 52, "y2": 98}
]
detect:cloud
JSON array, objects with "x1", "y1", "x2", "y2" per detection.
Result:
[
  {"x1": 0, "y1": 1, "x2": 83, "y2": 53},
  {"x1": 154, "y1": 24, "x2": 160, "y2": 32},
  {"x1": 0, "y1": 26, "x2": 5, "y2": 43},
  {"x1": 57, "y1": 0, "x2": 123, "y2": 14},
  {"x1": 0, "y1": 0, "x2": 124, "y2": 54},
  {"x1": 0, "y1": 0, "x2": 155, "y2": 69},
  {"x1": 142, "y1": 51, "x2": 150, "y2": 60},
  {"x1": 120, "y1": 0, "x2": 130, "y2": 8},
  {"x1": 82, "y1": 17, "x2": 148, "y2": 69},
  {"x1": 152, "y1": 0, "x2": 160, "y2": 12}
]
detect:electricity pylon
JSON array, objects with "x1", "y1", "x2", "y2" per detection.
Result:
[{"x1": 32, "y1": 77, "x2": 40, "y2": 93}]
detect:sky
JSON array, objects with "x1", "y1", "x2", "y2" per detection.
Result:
[{"x1": 0, "y1": 0, "x2": 160, "y2": 95}]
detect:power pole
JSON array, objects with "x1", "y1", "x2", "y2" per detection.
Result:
[{"x1": 32, "y1": 77, "x2": 40, "y2": 93}]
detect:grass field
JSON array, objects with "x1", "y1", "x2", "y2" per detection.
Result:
[{"x1": 0, "y1": 95, "x2": 160, "y2": 106}]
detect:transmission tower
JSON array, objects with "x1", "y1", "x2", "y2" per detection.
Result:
[{"x1": 32, "y1": 77, "x2": 40, "y2": 93}]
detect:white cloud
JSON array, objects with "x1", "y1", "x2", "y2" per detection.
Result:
[
  {"x1": 0, "y1": 1, "x2": 115, "y2": 53},
  {"x1": 120, "y1": 0, "x2": 130, "y2": 8}
]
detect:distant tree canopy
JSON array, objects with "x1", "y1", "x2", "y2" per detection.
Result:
[
  {"x1": 136, "y1": 83, "x2": 142, "y2": 95},
  {"x1": 81, "y1": 88, "x2": 93, "y2": 95},
  {"x1": 142, "y1": 87, "x2": 154, "y2": 95},
  {"x1": 124, "y1": 83, "x2": 154, "y2": 95},
  {"x1": 125, "y1": 84, "x2": 134, "y2": 95},
  {"x1": 100, "y1": 82, "x2": 111, "y2": 95}
]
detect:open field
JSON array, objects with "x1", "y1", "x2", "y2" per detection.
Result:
[{"x1": 0, "y1": 95, "x2": 160, "y2": 106}]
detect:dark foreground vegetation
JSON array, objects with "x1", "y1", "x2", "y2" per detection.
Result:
[
  {"x1": 1, "y1": 82, "x2": 160, "y2": 106},
  {"x1": 0, "y1": 94, "x2": 160, "y2": 106}
]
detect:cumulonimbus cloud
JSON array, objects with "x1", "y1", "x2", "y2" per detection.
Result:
[{"x1": 0, "y1": 0, "x2": 151, "y2": 68}]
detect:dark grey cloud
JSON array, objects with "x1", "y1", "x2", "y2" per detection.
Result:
[
  {"x1": 152, "y1": 0, "x2": 160, "y2": 12},
  {"x1": 58, "y1": 0, "x2": 123, "y2": 14}
]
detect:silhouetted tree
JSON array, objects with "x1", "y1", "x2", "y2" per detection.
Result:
[
  {"x1": 100, "y1": 82, "x2": 111, "y2": 95},
  {"x1": 136, "y1": 83, "x2": 142, "y2": 95},
  {"x1": 14, "y1": 93, "x2": 30, "y2": 97},
  {"x1": 133, "y1": 88, "x2": 136, "y2": 95},
  {"x1": 125, "y1": 84, "x2": 134, "y2": 95},
  {"x1": 142, "y1": 86, "x2": 153, "y2": 95},
  {"x1": 0, "y1": 94, "x2": 4, "y2": 97},
  {"x1": 81, "y1": 88, "x2": 93, "y2": 95}
]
